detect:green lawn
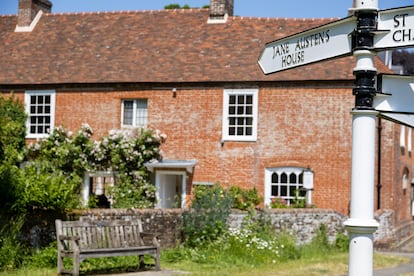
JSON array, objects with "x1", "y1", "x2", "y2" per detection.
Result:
[{"x1": 0, "y1": 252, "x2": 409, "y2": 276}]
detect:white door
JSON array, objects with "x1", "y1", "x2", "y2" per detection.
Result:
[{"x1": 155, "y1": 171, "x2": 186, "y2": 208}]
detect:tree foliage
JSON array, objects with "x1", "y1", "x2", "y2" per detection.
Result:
[
  {"x1": 164, "y1": 3, "x2": 209, "y2": 9},
  {"x1": 392, "y1": 49, "x2": 414, "y2": 74},
  {"x1": 0, "y1": 94, "x2": 27, "y2": 164},
  {"x1": 25, "y1": 125, "x2": 166, "y2": 210},
  {"x1": 0, "y1": 94, "x2": 27, "y2": 212}
]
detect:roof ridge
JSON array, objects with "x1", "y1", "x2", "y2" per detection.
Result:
[
  {"x1": 229, "y1": 16, "x2": 341, "y2": 21},
  {"x1": 45, "y1": 8, "x2": 209, "y2": 16}
]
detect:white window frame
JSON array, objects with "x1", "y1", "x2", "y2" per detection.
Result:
[
  {"x1": 121, "y1": 99, "x2": 148, "y2": 128},
  {"x1": 222, "y1": 88, "x2": 258, "y2": 142},
  {"x1": 265, "y1": 167, "x2": 312, "y2": 207},
  {"x1": 24, "y1": 90, "x2": 56, "y2": 139}
]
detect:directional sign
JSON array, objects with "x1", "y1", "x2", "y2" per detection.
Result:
[
  {"x1": 375, "y1": 6, "x2": 414, "y2": 50},
  {"x1": 258, "y1": 16, "x2": 356, "y2": 74},
  {"x1": 374, "y1": 74, "x2": 414, "y2": 127}
]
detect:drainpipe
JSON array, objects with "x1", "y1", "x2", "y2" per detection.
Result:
[{"x1": 377, "y1": 117, "x2": 382, "y2": 210}]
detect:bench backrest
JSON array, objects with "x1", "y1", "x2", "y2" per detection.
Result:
[{"x1": 55, "y1": 219, "x2": 146, "y2": 250}]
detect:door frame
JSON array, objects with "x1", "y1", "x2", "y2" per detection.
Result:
[{"x1": 155, "y1": 170, "x2": 186, "y2": 208}]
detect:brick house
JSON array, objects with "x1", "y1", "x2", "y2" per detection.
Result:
[{"x1": 1, "y1": 0, "x2": 414, "y2": 227}]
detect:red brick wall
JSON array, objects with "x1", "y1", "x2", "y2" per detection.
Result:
[{"x1": 4, "y1": 84, "x2": 414, "y2": 219}]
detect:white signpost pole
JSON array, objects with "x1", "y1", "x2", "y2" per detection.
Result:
[{"x1": 344, "y1": 1, "x2": 379, "y2": 275}]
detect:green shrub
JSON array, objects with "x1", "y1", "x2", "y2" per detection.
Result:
[
  {"x1": 27, "y1": 242, "x2": 57, "y2": 269},
  {"x1": 229, "y1": 186, "x2": 261, "y2": 211},
  {"x1": 14, "y1": 161, "x2": 81, "y2": 212},
  {"x1": 334, "y1": 231, "x2": 349, "y2": 252},
  {"x1": 0, "y1": 94, "x2": 27, "y2": 165},
  {"x1": 0, "y1": 216, "x2": 28, "y2": 271},
  {"x1": 182, "y1": 184, "x2": 233, "y2": 247}
]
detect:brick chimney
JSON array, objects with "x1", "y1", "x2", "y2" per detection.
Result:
[
  {"x1": 17, "y1": 0, "x2": 52, "y2": 28},
  {"x1": 209, "y1": 0, "x2": 234, "y2": 21}
]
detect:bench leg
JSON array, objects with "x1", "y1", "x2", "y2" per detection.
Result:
[
  {"x1": 139, "y1": 255, "x2": 145, "y2": 269},
  {"x1": 155, "y1": 250, "x2": 161, "y2": 271},
  {"x1": 73, "y1": 252, "x2": 80, "y2": 276},
  {"x1": 57, "y1": 251, "x2": 63, "y2": 275}
]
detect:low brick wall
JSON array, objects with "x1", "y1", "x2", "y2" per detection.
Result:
[
  {"x1": 72, "y1": 208, "x2": 347, "y2": 247},
  {"x1": 21, "y1": 208, "x2": 414, "y2": 249},
  {"x1": 69, "y1": 209, "x2": 183, "y2": 248},
  {"x1": 229, "y1": 209, "x2": 347, "y2": 244}
]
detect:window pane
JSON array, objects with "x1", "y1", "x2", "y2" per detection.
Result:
[
  {"x1": 290, "y1": 173, "x2": 297, "y2": 184},
  {"x1": 229, "y1": 127, "x2": 235, "y2": 135},
  {"x1": 299, "y1": 173, "x2": 303, "y2": 184},
  {"x1": 237, "y1": 106, "x2": 244, "y2": 115},
  {"x1": 30, "y1": 96, "x2": 36, "y2": 105},
  {"x1": 289, "y1": 186, "x2": 296, "y2": 197},
  {"x1": 246, "y1": 106, "x2": 252, "y2": 115},
  {"x1": 246, "y1": 127, "x2": 252, "y2": 135},
  {"x1": 237, "y1": 127, "x2": 244, "y2": 135},
  {"x1": 45, "y1": 95, "x2": 51, "y2": 104},
  {"x1": 229, "y1": 95, "x2": 236, "y2": 104},
  {"x1": 229, "y1": 117, "x2": 236, "y2": 125},
  {"x1": 37, "y1": 106, "x2": 43, "y2": 114},
  {"x1": 229, "y1": 106, "x2": 235, "y2": 115},
  {"x1": 271, "y1": 185, "x2": 278, "y2": 196},
  {"x1": 246, "y1": 117, "x2": 253, "y2": 126},
  {"x1": 123, "y1": 101, "x2": 133, "y2": 125},
  {"x1": 237, "y1": 95, "x2": 245, "y2": 104},
  {"x1": 38, "y1": 96, "x2": 44, "y2": 104},
  {"x1": 237, "y1": 117, "x2": 244, "y2": 125},
  {"x1": 280, "y1": 185, "x2": 287, "y2": 196},
  {"x1": 135, "y1": 99, "x2": 148, "y2": 127},
  {"x1": 281, "y1": 173, "x2": 288, "y2": 183},
  {"x1": 246, "y1": 95, "x2": 252, "y2": 104},
  {"x1": 272, "y1": 173, "x2": 278, "y2": 183}
]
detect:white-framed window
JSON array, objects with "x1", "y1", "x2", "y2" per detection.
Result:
[
  {"x1": 222, "y1": 88, "x2": 258, "y2": 141},
  {"x1": 265, "y1": 167, "x2": 312, "y2": 206},
  {"x1": 121, "y1": 99, "x2": 148, "y2": 128},
  {"x1": 24, "y1": 90, "x2": 55, "y2": 138}
]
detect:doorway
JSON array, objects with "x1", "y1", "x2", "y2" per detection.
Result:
[{"x1": 155, "y1": 171, "x2": 186, "y2": 208}]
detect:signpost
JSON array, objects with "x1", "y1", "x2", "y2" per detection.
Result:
[
  {"x1": 258, "y1": 1, "x2": 414, "y2": 276},
  {"x1": 258, "y1": 17, "x2": 356, "y2": 74},
  {"x1": 375, "y1": 6, "x2": 414, "y2": 50}
]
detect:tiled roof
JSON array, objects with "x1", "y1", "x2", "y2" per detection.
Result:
[{"x1": 0, "y1": 9, "x2": 390, "y2": 85}]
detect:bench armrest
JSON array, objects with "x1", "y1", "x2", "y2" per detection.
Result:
[
  {"x1": 140, "y1": 232, "x2": 161, "y2": 247},
  {"x1": 58, "y1": 235, "x2": 80, "y2": 241},
  {"x1": 140, "y1": 232, "x2": 160, "y2": 238}
]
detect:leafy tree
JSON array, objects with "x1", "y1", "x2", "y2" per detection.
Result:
[
  {"x1": 26, "y1": 126, "x2": 166, "y2": 209},
  {"x1": 392, "y1": 49, "x2": 414, "y2": 74},
  {"x1": 0, "y1": 94, "x2": 27, "y2": 212},
  {"x1": 164, "y1": 3, "x2": 209, "y2": 9},
  {"x1": 0, "y1": 94, "x2": 27, "y2": 164}
]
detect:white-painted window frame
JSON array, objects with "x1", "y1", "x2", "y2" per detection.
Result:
[
  {"x1": 24, "y1": 90, "x2": 56, "y2": 139},
  {"x1": 222, "y1": 88, "x2": 258, "y2": 142},
  {"x1": 121, "y1": 99, "x2": 148, "y2": 128}
]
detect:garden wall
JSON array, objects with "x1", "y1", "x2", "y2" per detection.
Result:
[{"x1": 26, "y1": 208, "x2": 414, "y2": 249}]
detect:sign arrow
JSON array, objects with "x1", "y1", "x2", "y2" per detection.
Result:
[
  {"x1": 258, "y1": 16, "x2": 356, "y2": 74},
  {"x1": 374, "y1": 74, "x2": 414, "y2": 127},
  {"x1": 374, "y1": 6, "x2": 414, "y2": 50}
]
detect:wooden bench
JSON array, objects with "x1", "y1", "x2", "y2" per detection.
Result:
[{"x1": 55, "y1": 219, "x2": 160, "y2": 276}]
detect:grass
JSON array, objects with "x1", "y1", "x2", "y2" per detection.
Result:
[
  {"x1": 162, "y1": 252, "x2": 409, "y2": 276},
  {"x1": 0, "y1": 251, "x2": 409, "y2": 276}
]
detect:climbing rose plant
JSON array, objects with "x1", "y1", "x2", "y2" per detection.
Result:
[{"x1": 27, "y1": 124, "x2": 166, "y2": 209}]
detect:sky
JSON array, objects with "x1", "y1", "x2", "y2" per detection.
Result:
[{"x1": 1, "y1": 0, "x2": 414, "y2": 18}]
